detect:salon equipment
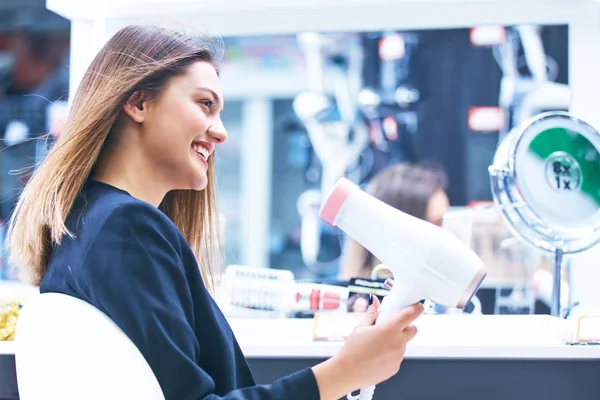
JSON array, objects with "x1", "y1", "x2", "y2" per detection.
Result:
[
  {"x1": 370, "y1": 206, "x2": 482, "y2": 317},
  {"x1": 219, "y1": 265, "x2": 296, "y2": 318},
  {"x1": 319, "y1": 178, "x2": 486, "y2": 399},
  {"x1": 494, "y1": 25, "x2": 569, "y2": 140},
  {"x1": 15, "y1": 293, "x2": 164, "y2": 400},
  {"x1": 358, "y1": 32, "x2": 420, "y2": 157},
  {"x1": 219, "y1": 265, "x2": 349, "y2": 318},
  {"x1": 489, "y1": 111, "x2": 600, "y2": 318},
  {"x1": 293, "y1": 33, "x2": 370, "y2": 270}
]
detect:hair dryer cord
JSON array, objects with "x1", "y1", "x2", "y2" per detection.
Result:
[{"x1": 347, "y1": 385, "x2": 376, "y2": 400}]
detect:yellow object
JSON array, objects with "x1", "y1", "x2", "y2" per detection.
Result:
[
  {"x1": 576, "y1": 315, "x2": 600, "y2": 343},
  {"x1": 0, "y1": 300, "x2": 22, "y2": 341}
]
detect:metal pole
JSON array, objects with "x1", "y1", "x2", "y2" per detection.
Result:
[{"x1": 551, "y1": 248, "x2": 564, "y2": 317}]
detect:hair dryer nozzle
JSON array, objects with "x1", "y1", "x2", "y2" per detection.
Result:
[{"x1": 319, "y1": 177, "x2": 356, "y2": 225}]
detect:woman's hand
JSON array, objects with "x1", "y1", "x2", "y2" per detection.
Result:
[{"x1": 312, "y1": 297, "x2": 423, "y2": 400}]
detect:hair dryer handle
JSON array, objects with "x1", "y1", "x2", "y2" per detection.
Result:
[{"x1": 376, "y1": 279, "x2": 421, "y2": 323}]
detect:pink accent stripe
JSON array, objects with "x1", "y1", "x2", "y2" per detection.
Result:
[
  {"x1": 319, "y1": 178, "x2": 355, "y2": 226},
  {"x1": 457, "y1": 267, "x2": 487, "y2": 309}
]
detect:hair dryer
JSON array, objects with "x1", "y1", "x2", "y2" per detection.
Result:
[{"x1": 319, "y1": 177, "x2": 486, "y2": 400}]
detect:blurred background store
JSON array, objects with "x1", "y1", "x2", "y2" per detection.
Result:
[{"x1": 0, "y1": 1, "x2": 574, "y2": 316}]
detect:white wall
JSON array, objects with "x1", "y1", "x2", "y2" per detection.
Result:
[{"x1": 562, "y1": 4, "x2": 600, "y2": 315}]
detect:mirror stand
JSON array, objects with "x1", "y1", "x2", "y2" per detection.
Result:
[{"x1": 551, "y1": 248, "x2": 563, "y2": 317}]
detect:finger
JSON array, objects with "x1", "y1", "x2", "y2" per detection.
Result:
[
  {"x1": 354, "y1": 296, "x2": 380, "y2": 328},
  {"x1": 402, "y1": 324, "x2": 418, "y2": 341},
  {"x1": 386, "y1": 303, "x2": 424, "y2": 329},
  {"x1": 371, "y1": 295, "x2": 381, "y2": 310}
]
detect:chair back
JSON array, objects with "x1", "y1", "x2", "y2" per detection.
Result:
[{"x1": 15, "y1": 292, "x2": 165, "y2": 400}]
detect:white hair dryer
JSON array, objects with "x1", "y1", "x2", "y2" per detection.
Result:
[{"x1": 319, "y1": 177, "x2": 487, "y2": 400}]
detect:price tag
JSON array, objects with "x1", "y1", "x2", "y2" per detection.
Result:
[{"x1": 576, "y1": 315, "x2": 600, "y2": 342}]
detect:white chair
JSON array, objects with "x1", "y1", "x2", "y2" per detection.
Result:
[{"x1": 15, "y1": 292, "x2": 165, "y2": 400}]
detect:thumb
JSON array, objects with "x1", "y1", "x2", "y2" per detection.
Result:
[{"x1": 354, "y1": 296, "x2": 380, "y2": 328}]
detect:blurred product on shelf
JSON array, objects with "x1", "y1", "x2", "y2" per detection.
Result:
[
  {"x1": 469, "y1": 202, "x2": 541, "y2": 285},
  {"x1": 0, "y1": 300, "x2": 20, "y2": 341},
  {"x1": 219, "y1": 265, "x2": 351, "y2": 318},
  {"x1": 468, "y1": 202, "x2": 569, "y2": 314},
  {"x1": 0, "y1": 280, "x2": 39, "y2": 344}
]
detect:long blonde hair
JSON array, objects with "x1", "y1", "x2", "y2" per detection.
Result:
[{"x1": 5, "y1": 25, "x2": 223, "y2": 295}]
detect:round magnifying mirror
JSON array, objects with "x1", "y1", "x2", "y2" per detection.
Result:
[
  {"x1": 490, "y1": 111, "x2": 600, "y2": 253},
  {"x1": 489, "y1": 111, "x2": 600, "y2": 316}
]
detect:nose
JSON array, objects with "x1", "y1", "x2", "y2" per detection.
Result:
[{"x1": 208, "y1": 124, "x2": 228, "y2": 144}]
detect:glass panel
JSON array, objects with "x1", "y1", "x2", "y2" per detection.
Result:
[
  {"x1": 0, "y1": 9, "x2": 70, "y2": 281},
  {"x1": 215, "y1": 101, "x2": 243, "y2": 267}
]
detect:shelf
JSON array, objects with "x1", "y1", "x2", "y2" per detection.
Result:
[
  {"x1": 0, "y1": 342, "x2": 15, "y2": 356},
  {"x1": 47, "y1": 0, "x2": 588, "y2": 37}
]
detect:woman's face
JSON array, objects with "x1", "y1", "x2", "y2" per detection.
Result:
[
  {"x1": 352, "y1": 296, "x2": 370, "y2": 313},
  {"x1": 425, "y1": 189, "x2": 450, "y2": 227},
  {"x1": 140, "y1": 61, "x2": 228, "y2": 191}
]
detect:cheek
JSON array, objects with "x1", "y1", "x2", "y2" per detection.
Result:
[
  {"x1": 152, "y1": 101, "x2": 208, "y2": 142},
  {"x1": 146, "y1": 100, "x2": 209, "y2": 161},
  {"x1": 181, "y1": 103, "x2": 210, "y2": 135}
]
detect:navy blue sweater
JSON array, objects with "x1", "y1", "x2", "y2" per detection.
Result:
[{"x1": 40, "y1": 180, "x2": 320, "y2": 400}]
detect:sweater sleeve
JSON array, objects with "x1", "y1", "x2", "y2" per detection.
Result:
[{"x1": 80, "y1": 201, "x2": 320, "y2": 400}]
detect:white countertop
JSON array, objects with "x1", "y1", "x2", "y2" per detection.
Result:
[
  {"x1": 0, "y1": 314, "x2": 598, "y2": 359},
  {"x1": 0, "y1": 342, "x2": 14, "y2": 355},
  {"x1": 228, "y1": 314, "x2": 600, "y2": 360},
  {"x1": 0, "y1": 281, "x2": 39, "y2": 299}
]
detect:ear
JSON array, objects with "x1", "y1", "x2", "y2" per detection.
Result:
[{"x1": 122, "y1": 91, "x2": 149, "y2": 123}]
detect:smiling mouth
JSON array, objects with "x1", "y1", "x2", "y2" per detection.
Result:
[{"x1": 192, "y1": 143, "x2": 209, "y2": 162}]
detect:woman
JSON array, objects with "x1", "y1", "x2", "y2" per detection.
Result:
[
  {"x1": 348, "y1": 294, "x2": 371, "y2": 313},
  {"x1": 339, "y1": 162, "x2": 450, "y2": 280},
  {"x1": 5, "y1": 26, "x2": 422, "y2": 400}
]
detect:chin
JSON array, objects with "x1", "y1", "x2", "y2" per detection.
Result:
[
  {"x1": 188, "y1": 173, "x2": 209, "y2": 191},
  {"x1": 191, "y1": 184, "x2": 208, "y2": 192},
  {"x1": 188, "y1": 179, "x2": 208, "y2": 191},
  {"x1": 180, "y1": 158, "x2": 208, "y2": 191}
]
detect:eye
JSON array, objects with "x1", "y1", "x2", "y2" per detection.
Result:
[{"x1": 198, "y1": 100, "x2": 216, "y2": 111}]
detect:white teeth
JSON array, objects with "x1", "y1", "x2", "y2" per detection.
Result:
[{"x1": 192, "y1": 144, "x2": 209, "y2": 159}]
